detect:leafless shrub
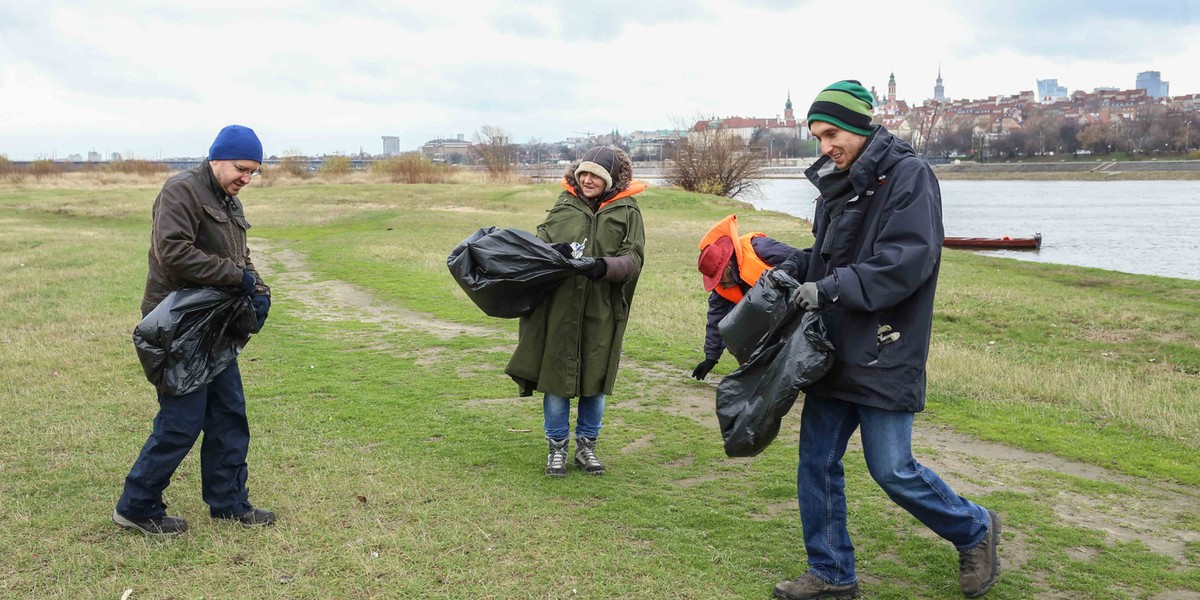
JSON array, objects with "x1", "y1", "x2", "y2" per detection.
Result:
[
  {"x1": 29, "y1": 160, "x2": 62, "y2": 179},
  {"x1": 666, "y1": 120, "x2": 763, "y2": 198},
  {"x1": 472, "y1": 125, "x2": 514, "y2": 180},
  {"x1": 371, "y1": 152, "x2": 454, "y2": 183}
]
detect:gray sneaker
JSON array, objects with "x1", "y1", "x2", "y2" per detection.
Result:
[
  {"x1": 112, "y1": 509, "x2": 188, "y2": 537},
  {"x1": 215, "y1": 507, "x2": 277, "y2": 528},
  {"x1": 959, "y1": 509, "x2": 1001, "y2": 597},
  {"x1": 574, "y1": 436, "x2": 605, "y2": 475},
  {"x1": 545, "y1": 438, "x2": 568, "y2": 477},
  {"x1": 774, "y1": 571, "x2": 860, "y2": 600}
]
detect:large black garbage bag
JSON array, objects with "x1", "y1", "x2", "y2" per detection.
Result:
[
  {"x1": 133, "y1": 287, "x2": 256, "y2": 397},
  {"x1": 715, "y1": 283, "x2": 835, "y2": 457},
  {"x1": 718, "y1": 269, "x2": 798, "y2": 364},
  {"x1": 447, "y1": 226, "x2": 578, "y2": 318}
]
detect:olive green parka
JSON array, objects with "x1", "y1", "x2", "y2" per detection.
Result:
[{"x1": 505, "y1": 151, "x2": 646, "y2": 398}]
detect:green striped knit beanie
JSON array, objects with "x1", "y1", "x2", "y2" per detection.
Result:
[{"x1": 807, "y1": 80, "x2": 875, "y2": 136}]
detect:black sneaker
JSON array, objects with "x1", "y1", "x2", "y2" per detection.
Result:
[
  {"x1": 774, "y1": 571, "x2": 860, "y2": 600},
  {"x1": 959, "y1": 509, "x2": 1002, "y2": 597},
  {"x1": 215, "y1": 507, "x2": 276, "y2": 528},
  {"x1": 112, "y1": 509, "x2": 188, "y2": 537}
]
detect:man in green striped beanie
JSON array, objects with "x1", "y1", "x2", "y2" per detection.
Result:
[{"x1": 769, "y1": 81, "x2": 1003, "y2": 599}]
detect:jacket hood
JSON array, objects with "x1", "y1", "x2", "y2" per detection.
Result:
[
  {"x1": 563, "y1": 146, "x2": 634, "y2": 198},
  {"x1": 805, "y1": 126, "x2": 917, "y2": 194}
]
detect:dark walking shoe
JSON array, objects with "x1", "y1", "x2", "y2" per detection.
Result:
[
  {"x1": 216, "y1": 507, "x2": 277, "y2": 528},
  {"x1": 574, "y1": 436, "x2": 605, "y2": 475},
  {"x1": 959, "y1": 509, "x2": 1001, "y2": 597},
  {"x1": 112, "y1": 509, "x2": 188, "y2": 537},
  {"x1": 773, "y1": 571, "x2": 860, "y2": 600},
  {"x1": 545, "y1": 438, "x2": 568, "y2": 477}
]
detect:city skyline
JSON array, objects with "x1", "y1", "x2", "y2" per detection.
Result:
[{"x1": 2, "y1": 1, "x2": 1198, "y2": 160}]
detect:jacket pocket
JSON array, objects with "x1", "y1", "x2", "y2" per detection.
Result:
[{"x1": 202, "y1": 204, "x2": 230, "y2": 224}]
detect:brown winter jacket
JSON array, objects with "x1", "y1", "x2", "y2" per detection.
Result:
[{"x1": 141, "y1": 161, "x2": 268, "y2": 315}]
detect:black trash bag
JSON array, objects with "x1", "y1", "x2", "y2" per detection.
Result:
[
  {"x1": 715, "y1": 284, "x2": 835, "y2": 457},
  {"x1": 447, "y1": 226, "x2": 579, "y2": 318},
  {"x1": 132, "y1": 287, "x2": 256, "y2": 397},
  {"x1": 718, "y1": 269, "x2": 798, "y2": 364}
]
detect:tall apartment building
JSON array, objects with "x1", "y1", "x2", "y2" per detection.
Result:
[
  {"x1": 381, "y1": 136, "x2": 400, "y2": 156},
  {"x1": 1036, "y1": 78, "x2": 1068, "y2": 102},
  {"x1": 1135, "y1": 71, "x2": 1169, "y2": 99}
]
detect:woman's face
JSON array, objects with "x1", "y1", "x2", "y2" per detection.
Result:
[{"x1": 578, "y1": 171, "x2": 607, "y2": 199}]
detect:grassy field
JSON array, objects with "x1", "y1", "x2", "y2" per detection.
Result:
[{"x1": 1, "y1": 175, "x2": 1198, "y2": 599}]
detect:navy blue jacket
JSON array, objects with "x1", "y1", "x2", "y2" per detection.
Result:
[
  {"x1": 703, "y1": 236, "x2": 797, "y2": 361},
  {"x1": 792, "y1": 126, "x2": 943, "y2": 412}
]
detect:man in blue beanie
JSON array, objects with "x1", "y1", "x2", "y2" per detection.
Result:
[
  {"x1": 769, "y1": 81, "x2": 1001, "y2": 599},
  {"x1": 113, "y1": 124, "x2": 275, "y2": 536}
]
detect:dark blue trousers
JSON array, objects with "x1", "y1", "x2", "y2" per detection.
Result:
[{"x1": 116, "y1": 360, "x2": 252, "y2": 519}]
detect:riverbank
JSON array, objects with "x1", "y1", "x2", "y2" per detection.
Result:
[
  {"x1": 1, "y1": 182, "x2": 1198, "y2": 598},
  {"x1": 934, "y1": 158, "x2": 1200, "y2": 180}
]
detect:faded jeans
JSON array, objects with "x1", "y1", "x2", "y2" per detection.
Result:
[
  {"x1": 543, "y1": 393, "x2": 604, "y2": 440},
  {"x1": 797, "y1": 395, "x2": 990, "y2": 585}
]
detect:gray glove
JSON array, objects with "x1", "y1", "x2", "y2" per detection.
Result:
[{"x1": 793, "y1": 282, "x2": 823, "y2": 311}]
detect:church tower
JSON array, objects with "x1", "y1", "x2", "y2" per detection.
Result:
[
  {"x1": 784, "y1": 90, "x2": 794, "y2": 121},
  {"x1": 934, "y1": 64, "x2": 946, "y2": 102},
  {"x1": 888, "y1": 72, "x2": 897, "y2": 103}
]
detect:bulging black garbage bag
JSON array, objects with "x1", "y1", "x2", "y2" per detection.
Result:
[
  {"x1": 133, "y1": 287, "x2": 256, "y2": 397},
  {"x1": 718, "y1": 269, "x2": 798, "y2": 364},
  {"x1": 715, "y1": 281, "x2": 835, "y2": 457},
  {"x1": 447, "y1": 226, "x2": 578, "y2": 318}
]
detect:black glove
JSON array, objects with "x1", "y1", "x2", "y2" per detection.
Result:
[
  {"x1": 764, "y1": 267, "x2": 799, "y2": 289},
  {"x1": 691, "y1": 358, "x2": 718, "y2": 380},
  {"x1": 793, "y1": 282, "x2": 823, "y2": 311},
  {"x1": 238, "y1": 269, "x2": 257, "y2": 297},
  {"x1": 251, "y1": 295, "x2": 270, "y2": 333},
  {"x1": 777, "y1": 255, "x2": 801, "y2": 277},
  {"x1": 571, "y1": 257, "x2": 608, "y2": 280},
  {"x1": 550, "y1": 242, "x2": 573, "y2": 258}
]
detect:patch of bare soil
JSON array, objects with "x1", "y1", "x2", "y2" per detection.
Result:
[{"x1": 252, "y1": 240, "x2": 1200, "y2": 569}]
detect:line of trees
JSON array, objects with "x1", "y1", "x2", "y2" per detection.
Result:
[{"x1": 909, "y1": 106, "x2": 1198, "y2": 159}]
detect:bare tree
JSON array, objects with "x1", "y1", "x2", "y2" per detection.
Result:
[
  {"x1": 665, "y1": 118, "x2": 763, "y2": 198},
  {"x1": 472, "y1": 125, "x2": 514, "y2": 178}
]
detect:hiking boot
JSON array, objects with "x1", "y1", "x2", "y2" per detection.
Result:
[
  {"x1": 574, "y1": 436, "x2": 605, "y2": 475},
  {"x1": 112, "y1": 509, "x2": 188, "y2": 537},
  {"x1": 773, "y1": 571, "x2": 860, "y2": 600},
  {"x1": 545, "y1": 438, "x2": 568, "y2": 477},
  {"x1": 215, "y1": 507, "x2": 277, "y2": 528},
  {"x1": 959, "y1": 509, "x2": 1001, "y2": 597}
]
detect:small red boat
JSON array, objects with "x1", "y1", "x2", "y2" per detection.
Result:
[{"x1": 944, "y1": 233, "x2": 1041, "y2": 250}]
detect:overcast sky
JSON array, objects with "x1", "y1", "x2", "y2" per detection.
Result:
[{"x1": 2, "y1": 0, "x2": 1198, "y2": 160}]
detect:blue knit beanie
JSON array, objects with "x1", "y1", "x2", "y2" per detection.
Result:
[{"x1": 208, "y1": 125, "x2": 263, "y2": 162}]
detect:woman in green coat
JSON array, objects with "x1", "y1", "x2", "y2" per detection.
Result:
[{"x1": 505, "y1": 146, "x2": 646, "y2": 477}]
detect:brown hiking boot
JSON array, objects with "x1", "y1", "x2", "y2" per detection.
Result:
[
  {"x1": 112, "y1": 509, "x2": 188, "y2": 537},
  {"x1": 959, "y1": 509, "x2": 1001, "y2": 597},
  {"x1": 773, "y1": 571, "x2": 860, "y2": 600}
]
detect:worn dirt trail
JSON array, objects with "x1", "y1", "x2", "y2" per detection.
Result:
[{"x1": 252, "y1": 239, "x2": 1200, "y2": 584}]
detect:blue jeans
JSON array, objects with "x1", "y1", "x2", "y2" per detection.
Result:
[
  {"x1": 543, "y1": 393, "x2": 605, "y2": 440},
  {"x1": 797, "y1": 395, "x2": 990, "y2": 586},
  {"x1": 116, "y1": 361, "x2": 253, "y2": 519}
]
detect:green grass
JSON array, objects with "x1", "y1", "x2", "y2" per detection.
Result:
[{"x1": 1, "y1": 180, "x2": 1197, "y2": 598}]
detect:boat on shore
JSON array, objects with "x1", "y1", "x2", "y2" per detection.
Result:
[{"x1": 944, "y1": 233, "x2": 1041, "y2": 250}]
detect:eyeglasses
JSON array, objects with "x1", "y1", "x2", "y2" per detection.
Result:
[{"x1": 232, "y1": 162, "x2": 262, "y2": 178}]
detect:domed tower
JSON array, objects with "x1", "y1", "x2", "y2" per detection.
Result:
[{"x1": 784, "y1": 90, "x2": 794, "y2": 121}]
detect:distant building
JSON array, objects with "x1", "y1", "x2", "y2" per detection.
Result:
[
  {"x1": 111, "y1": 152, "x2": 123, "y2": 161},
  {"x1": 1136, "y1": 71, "x2": 1169, "y2": 99},
  {"x1": 933, "y1": 65, "x2": 946, "y2": 103},
  {"x1": 421, "y1": 134, "x2": 471, "y2": 164},
  {"x1": 1036, "y1": 78, "x2": 1068, "y2": 102},
  {"x1": 381, "y1": 136, "x2": 400, "y2": 156},
  {"x1": 87, "y1": 151, "x2": 102, "y2": 162},
  {"x1": 686, "y1": 92, "x2": 806, "y2": 143}
]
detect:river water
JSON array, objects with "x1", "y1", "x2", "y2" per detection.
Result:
[{"x1": 655, "y1": 178, "x2": 1200, "y2": 281}]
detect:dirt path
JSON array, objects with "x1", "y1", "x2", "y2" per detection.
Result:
[{"x1": 252, "y1": 239, "x2": 1200, "y2": 570}]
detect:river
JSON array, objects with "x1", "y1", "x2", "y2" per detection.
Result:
[{"x1": 650, "y1": 178, "x2": 1200, "y2": 281}]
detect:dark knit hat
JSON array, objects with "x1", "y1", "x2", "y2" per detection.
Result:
[
  {"x1": 807, "y1": 80, "x2": 875, "y2": 136},
  {"x1": 575, "y1": 146, "x2": 619, "y2": 192},
  {"x1": 208, "y1": 124, "x2": 263, "y2": 162}
]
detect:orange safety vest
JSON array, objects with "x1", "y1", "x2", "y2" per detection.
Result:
[{"x1": 698, "y1": 214, "x2": 772, "y2": 304}]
